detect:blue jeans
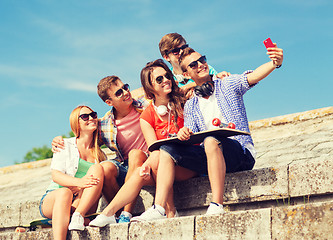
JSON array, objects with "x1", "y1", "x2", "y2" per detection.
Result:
[
  {"x1": 159, "y1": 137, "x2": 255, "y2": 174},
  {"x1": 106, "y1": 159, "x2": 129, "y2": 187}
]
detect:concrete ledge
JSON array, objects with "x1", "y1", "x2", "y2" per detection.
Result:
[
  {"x1": 249, "y1": 106, "x2": 333, "y2": 129},
  {"x1": 2, "y1": 158, "x2": 333, "y2": 229},
  {"x1": 195, "y1": 208, "x2": 271, "y2": 240},
  {"x1": 2, "y1": 201, "x2": 333, "y2": 239},
  {"x1": 272, "y1": 201, "x2": 333, "y2": 240},
  {"x1": 172, "y1": 165, "x2": 288, "y2": 212},
  {"x1": 0, "y1": 159, "x2": 51, "y2": 175},
  {"x1": 289, "y1": 157, "x2": 333, "y2": 197},
  {"x1": 0, "y1": 201, "x2": 41, "y2": 229},
  {"x1": 128, "y1": 216, "x2": 194, "y2": 240},
  {"x1": 69, "y1": 223, "x2": 129, "y2": 240},
  {"x1": 0, "y1": 229, "x2": 53, "y2": 240}
]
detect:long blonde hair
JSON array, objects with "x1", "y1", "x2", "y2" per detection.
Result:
[{"x1": 69, "y1": 105, "x2": 106, "y2": 163}]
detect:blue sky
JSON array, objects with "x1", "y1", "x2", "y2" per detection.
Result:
[{"x1": 0, "y1": 0, "x2": 332, "y2": 167}]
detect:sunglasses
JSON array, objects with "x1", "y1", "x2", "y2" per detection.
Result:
[
  {"x1": 79, "y1": 111, "x2": 97, "y2": 121},
  {"x1": 187, "y1": 55, "x2": 207, "y2": 70},
  {"x1": 166, "y1": 44, "x2": 189, "y2": 55},
  {"x1": 155, "y1": 73, "x2": 173, "y2": 84},
  {"x1": 114, "y1": 84, "x2": 130, "y2": 98}
]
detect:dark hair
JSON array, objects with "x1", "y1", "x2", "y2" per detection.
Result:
[
  {"x1": 159, "y1": 33, "x2": 187, "y2": 57},
  {"x1": 178, "y1": 47, "x2": 196, "y2": 72},
  {"x1": 97, "y1": 76, "x2": 121, "y2": 102},
  {"x1": 140, "y1": 59, "x2": 186, "y2": 127}
]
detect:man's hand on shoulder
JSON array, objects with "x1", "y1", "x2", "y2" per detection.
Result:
[{"x1": 52, "y1": 136, "x2": 65, "y2": 153}]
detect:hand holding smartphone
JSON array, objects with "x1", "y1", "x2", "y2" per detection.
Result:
[{"x1": 263, "y1": 38, "x2": 275, "y2": 48}]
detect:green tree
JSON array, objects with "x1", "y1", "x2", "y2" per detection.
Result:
[
  {"x1": 22, "y1": 145, "x2": 53, "y2": 163},
  {"x1": 18, "y1": 131, "x2": 75, "y2": 164}
]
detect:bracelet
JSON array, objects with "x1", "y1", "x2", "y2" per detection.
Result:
[{"x1": 275, "y1": 64, "x2": 282, "y2": 69}]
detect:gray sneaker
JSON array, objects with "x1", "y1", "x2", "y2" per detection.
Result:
[{"x1": 130, "y1": 205, "x2": 166, "y2": 222}]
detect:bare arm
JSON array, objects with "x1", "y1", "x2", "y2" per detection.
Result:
[
  {"x1": 247, "y1": 44, "x2": 283, "y2": 86},
  {"x1": 51, "y1": 170, "x2": 100, "y2": 189},
  {"x1": 139, "y1": 119, "x2": 159, "y2": 178},
  {"x1": 140, "y1": 119, "x2": 158, "y2": 147}
]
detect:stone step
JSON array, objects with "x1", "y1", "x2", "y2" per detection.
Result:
[
  {"x1": 1, "y1": 157, "x2": 332, "y2": 232},
  {"x1": 2, "y1": 200, "x2": 332, "y2": 240}
]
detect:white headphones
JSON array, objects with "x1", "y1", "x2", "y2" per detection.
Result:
[{"x1": 154, "y1": 102, "x2": 171, "y2": 116}]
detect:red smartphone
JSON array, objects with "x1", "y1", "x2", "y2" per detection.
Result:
[{"x1": 263, "y1": 38, "x2": 275, "y2": 48}]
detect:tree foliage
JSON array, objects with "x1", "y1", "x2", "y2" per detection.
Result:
[
  {"x1": 18, "y1": 131, "x2": 75, "y2": 164},
  {"x1": 22, "y1": 145, "x2": 53, "y2": 163}
]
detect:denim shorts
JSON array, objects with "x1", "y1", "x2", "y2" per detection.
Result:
[
  {"x1": 159, "y1": 137, "x2": 255, "y2": 174},
  {"x1": 39, "y1": 190, "x2": 54, "y2": 218},
  {"x1": 106, "y1": 159, "x2": 129, "y2": 187}
]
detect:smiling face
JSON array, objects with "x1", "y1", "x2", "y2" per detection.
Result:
[
  {"x1": 70, "y1": 106, "x2": 98, "y2": 138},
  {"x1": 164, "y1": 41, "x2": 187, "y2": 70},
  {"x1": 182, "y1": 52, "x2": 210, "y2": 85},
  {"x1": 150, "y1": 67, "x2": 173, "y2": 98},
  {"x1": 105, "y1": 79, "x2": 134, "y2": 110},
  {"x1": 78, "y1": 107, "x2": 98, "y2": 133}
]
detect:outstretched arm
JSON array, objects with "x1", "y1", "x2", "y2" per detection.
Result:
[{"x1": 247, "y1": 43, "x2": 283, "y2": 86}]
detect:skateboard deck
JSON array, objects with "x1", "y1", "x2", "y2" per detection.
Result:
[
  {"x1": 148, "y1": 128, "x2": 250, "y2": 152},
  {"x1": 15, "y1": 213, "x2": 100, "y2": 232},
  {"x1": 15, "y1": 218, "x2": 52, "y2": 232}
]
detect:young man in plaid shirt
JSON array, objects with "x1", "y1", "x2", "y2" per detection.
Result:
[{"x1": 166, "y1": 43, "x2": 283, "y2": 214}]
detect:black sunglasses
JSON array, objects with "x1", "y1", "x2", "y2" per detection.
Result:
[
  {"x1": 79, "y1": 111, "x2": 97, "y2": 121},
  {"x1": 114, "y1": 84, "x2": 130, "y2": 98},
  {"x1": 166, "y1": 44, "x2": 189, "y2": 55},
  {"x1": 155, "y1": 73, "x2": 173, "y2": 84},
  {"x1": 187, "y1": 55, "x2": 207, "y2": 69}
]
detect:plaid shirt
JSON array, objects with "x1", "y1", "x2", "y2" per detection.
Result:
[
  {"x1": 184, "y1": 71, "x2": 255, "y2": 152},
  {"x1": 98, "y1": 100, "x2": 144, "y2": 162}
]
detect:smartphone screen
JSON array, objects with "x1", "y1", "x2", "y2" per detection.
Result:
[{"x1": 263, "y1": 38, "x2": 275, "y2": 48}]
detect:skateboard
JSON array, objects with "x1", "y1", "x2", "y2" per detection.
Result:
[
  {"x1": 148, "y1": 127, "x2": 250, "y2": 152},
  {"x1": 14, "y1": 213, "x2": 100, "y2": 232},
  {"x1": 15, "y1": 218, "x2": 52, "y2": 232}
]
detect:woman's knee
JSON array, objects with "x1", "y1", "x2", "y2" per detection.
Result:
[
  {"x1": 128, "y1": 149, "x2": 147, "y2": 168},
  {"x1": 88, "y1": 163, "x2": 104, "y2": 176},
  {"x1": 101, "y1": 162, "x2": 118, "y2": 178},
  {"x1": 56, "y1": 188, "x2": 73, "y2": 203}
]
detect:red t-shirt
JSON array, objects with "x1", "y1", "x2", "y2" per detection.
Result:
[{"x1": 140, "y1": 103, "x2": 184, "y2": 140}]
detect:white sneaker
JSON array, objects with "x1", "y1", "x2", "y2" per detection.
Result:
[
  {"x1": 89, "y1": 214, "x2": 117, "y2": 227},
  {"x1": 68, "y1": 212, "x2": 85, "y2": 231},
  {"x1": 206, "y1": 202, "x2": 225, "y2": 215},
  {"x1": 130, "y1": 205, "x2": 166, "y2": 222}
]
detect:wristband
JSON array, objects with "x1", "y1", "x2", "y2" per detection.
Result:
[{"x1": 275, "y1": 64, "x2": 282, "y2": 69}]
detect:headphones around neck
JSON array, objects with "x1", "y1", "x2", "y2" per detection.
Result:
[
  {"x1": 154, "y1": 102, "x2": 171, "y2": 116},
  {"x1": 194, "y1": 81, "x2": 215, "y2": 97}
]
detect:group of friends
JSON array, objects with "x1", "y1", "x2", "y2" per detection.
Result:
[{"x1": 39, "y1": 33, "x2": 284, "y2": 240}]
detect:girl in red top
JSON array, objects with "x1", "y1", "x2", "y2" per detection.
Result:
[{"x1": 132, "y1": 59, "x2": 198, "y2": 221}]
